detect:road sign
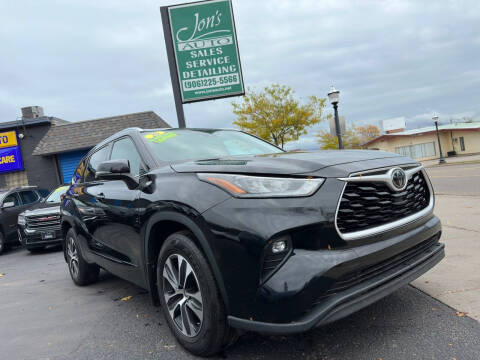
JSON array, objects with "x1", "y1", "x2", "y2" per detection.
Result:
[{"x1": 163, "y1": 0, "x2": 244, "y2": 104}]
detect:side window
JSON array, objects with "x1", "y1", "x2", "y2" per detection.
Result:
[
  {"x1": 38, "y1": 189, "x2": 50, "y2": 198},
  {"x1": 111, "y1": 137, "x2": 144, "y2": 177},
  {"x1": 4, "y1": 193, "x2": 21, "y2": 207},
  {"x1": 84, "y1": 146, "x2": 111, "y2": 183},
  {"x1": 72, "y1": 158, "x2": 87, "y2": 184},
  {"x1": 20, "y1": 191, "x2": 39, "y2": 204},
  {"x1": 460, "y1": 137, "x2": 465, "y2": 151}
]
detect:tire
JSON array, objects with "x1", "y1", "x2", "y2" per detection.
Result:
[
  {"x1": 27, "y1": 247, "x2": 45, "y2": 253},
  {"x1": 65, "y1": 228, "x2": 100, "y2": 286},
  {"x1": 157, "y1": 231, "x2": 235, "y2": 356},
  {"x1": 0, "y1": 232, "x2": 5, "y2": 255}
]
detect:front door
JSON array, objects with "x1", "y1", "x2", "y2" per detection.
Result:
[{"x1": 77, "y1": 137, "x2": 146, "y2": 287}]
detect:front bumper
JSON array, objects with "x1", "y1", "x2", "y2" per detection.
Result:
[
  {"x1": 18, "y1": 227, "x2": 62, "y2": 248},
  {"x1": 228, "y1": 235, "x2": 444, "y2": 334}
]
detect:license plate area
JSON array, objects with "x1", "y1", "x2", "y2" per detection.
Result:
[{"x1": 42, "y1": 231, "x2": 55, "y2": 240}]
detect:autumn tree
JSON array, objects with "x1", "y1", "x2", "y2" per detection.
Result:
[
  {"x1": 317, "y1": 124, "x2": 380, "y2": 150},
  {"x1": 232, "y1": 84, "x2": 330, "y2": 148},
  {"x1": 356, "y1": 124, "x2": 380, "y2": 144}
]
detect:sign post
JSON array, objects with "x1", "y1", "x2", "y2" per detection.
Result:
[{"x1": 160, "y1": 0, "x2": 244, "y2": 127}]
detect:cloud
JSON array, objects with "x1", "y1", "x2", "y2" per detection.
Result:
[{"x1": 0, "y1": 0, "x2": 479, "y2": 147}]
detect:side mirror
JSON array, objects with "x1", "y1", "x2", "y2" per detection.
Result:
[
  {"x1": 2, "y1": 201, "x2": 15, "y2": 209},
  {"x1": 95, "y1": 159, "x2": 139, "y2": 190}
]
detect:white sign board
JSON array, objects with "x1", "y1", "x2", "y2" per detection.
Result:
[
  {"x1": 382, "y1": 117, "x2": 406, "y2": 132},
  {"x1": 329, "y1": 116, "x2": 346, "y2": 137}
]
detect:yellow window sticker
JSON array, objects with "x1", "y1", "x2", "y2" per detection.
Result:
[{"x1": 144, "y1": 132, "x2": 177, "y2": 144}]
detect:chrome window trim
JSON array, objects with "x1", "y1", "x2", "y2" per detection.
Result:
[{"x1": 335, "y1": 164, "x2": 434, "y2": 241}]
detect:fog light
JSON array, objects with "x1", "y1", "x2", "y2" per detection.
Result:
[{"x1": 272, "y1": 240, "x2": 287, "y2": 254}]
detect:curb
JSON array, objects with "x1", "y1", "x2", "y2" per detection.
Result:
[{"x1": 423, "y1": 159, "x2": 480, "y2": 168}]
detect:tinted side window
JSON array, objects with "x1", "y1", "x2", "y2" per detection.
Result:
[
  {"x1": 84, "y1": 146, "x2": 110, "y2": 183},
  {"x1": 111, "y1": 138, "x2": 144, "y2": 176},
  {"x1": 4, "y1": 193, "x2": 20, "y2": 207},
  {"x1": 38, "y1": 189, "x2": 50, "y2": 198},
  {"x1": 20, "y1": 191, "x2": 39, "y2": 204}
]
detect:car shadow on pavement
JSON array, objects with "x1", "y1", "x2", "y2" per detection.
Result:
[
  {"x1": 91, "y1": 278, "x2": 479, "y2": 360},
  {"x1": 219, "y1": 286, "x2": 480, "y2": 360}
]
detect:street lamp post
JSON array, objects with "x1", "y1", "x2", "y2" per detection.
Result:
[
  {"x1": 433, "y1": 115, "x2": 446, "y2": 164},
  {"x1": 327, "y1": 86, "x2": 343, "y2": 149}
]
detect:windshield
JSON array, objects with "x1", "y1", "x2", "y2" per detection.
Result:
[
  {"x1": 142, "y1": 129, "x2": 283, "y2": 162},
  {"x1": 45, "y1": 186, "x2": 69, "y2": 203}
]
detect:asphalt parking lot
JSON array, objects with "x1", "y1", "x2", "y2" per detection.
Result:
[{"x1": 1, "y1": 162, "x2": 480, "y2": 360}]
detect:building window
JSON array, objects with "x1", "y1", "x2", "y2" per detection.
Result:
[
  {"x1": 395, "y1": 142, "x2": 436, "y2": 159},
  {"x1": 460, "y1": 137, "x2": 465, "y2": 151}
]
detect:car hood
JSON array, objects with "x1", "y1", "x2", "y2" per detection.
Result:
[
  {"x1": 22, "y1": 203, "x2": 60, "y2": 217},
  {"x1": 170, "y1": 150, "x2": 414, "y2": 176}
]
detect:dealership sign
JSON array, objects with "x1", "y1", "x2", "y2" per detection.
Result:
[
  {"x1": 0, "y1": 131, "x2": 24, "y2": 173},
  {"x1": 164, "y1": 0, "x2": 244, "y2": 103}
]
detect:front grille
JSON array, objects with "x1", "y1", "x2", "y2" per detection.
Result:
[
  {"x1": 336, "y1": 170, "x2": 430, "y2": 234},
  {"x1": 26, "y1": 215, "x2": 61, "y2": 231},
  {"x1": 321, "y1": 234, "x2": 440, "y2": 298}
]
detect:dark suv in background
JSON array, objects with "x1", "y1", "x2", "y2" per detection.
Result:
[
  {"x1": 18, "y1": 185, "x2": 69, "y2": 253},
  {"x1": 61, "y1": 128, "x2": 444, "y2": 356},
  {"x1": 0, "y1": 186, "x2": 49, "y2": 254}
]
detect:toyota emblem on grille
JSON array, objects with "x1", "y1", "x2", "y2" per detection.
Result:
[{"x1": 391, "y1": 168, "x2": 407, "y2": 190}]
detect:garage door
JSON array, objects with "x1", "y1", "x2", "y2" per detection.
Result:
[{"x1": 59, "y1": 149, "x2": 90, "y2": 184}]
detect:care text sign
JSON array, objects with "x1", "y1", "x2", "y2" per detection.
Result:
[{"x1": 166, "y1": 0, "x2": 244, "y2": 103}]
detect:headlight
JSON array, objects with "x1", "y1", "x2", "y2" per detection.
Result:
[
  {"x1": 198, "y1": 173, "x2": 324, "y2": 198},
  {"x1": 18, "y1": 215, "x2": 26, "y2": 226}
]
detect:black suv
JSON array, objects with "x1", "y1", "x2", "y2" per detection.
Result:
[
  {"x1": 0, "y1": 186, "x2": 49, "y2": 254},
  {"x1": 18, "y1": 185, "x2": 69, "y2": 252},
  {"x1": 61, "y1": 128, "x2": 444, "y2": 356}
]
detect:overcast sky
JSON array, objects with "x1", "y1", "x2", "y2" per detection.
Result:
[{"x1": 1, "y1": 0, "x2": 479, "y2": 149}]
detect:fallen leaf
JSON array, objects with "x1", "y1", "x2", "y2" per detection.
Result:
[
  {"x1": 121, "y1": 296, "x2": 132, "y2": 301},
  {"x1": 456, "y1": 311, "x2": 467, "y2": 317},
  {"x1": 0, "y1": 273, "x2": 4, "y2": 278}
]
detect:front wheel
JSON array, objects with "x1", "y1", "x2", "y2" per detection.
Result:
[
  {"x1": 157, "y1": 231, "x2": 235, "y2": 356},
  {"x1": 65, "y1": 229, "x2": 99, "y2": 286}
]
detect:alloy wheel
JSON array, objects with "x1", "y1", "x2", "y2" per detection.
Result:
[
  {"x1": 67, "y1": 237, "x2": 79, "y2": 279},
  {"x1": 162, "y1": 254, "x2": 204, "y2": 337}
]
